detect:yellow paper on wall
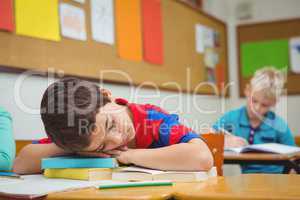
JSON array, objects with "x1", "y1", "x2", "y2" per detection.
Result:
[
  {"x1": 115, "y1": 0, "x2": 142, "y2": 61},
  {"x1": 15, "y1": 0, "x2": 60, "y2": 41}
]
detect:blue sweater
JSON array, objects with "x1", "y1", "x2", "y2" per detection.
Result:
[{"x1": 0, "y1": 107, "x2": 15, "y2": 171}]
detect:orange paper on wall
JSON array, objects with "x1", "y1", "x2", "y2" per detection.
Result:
[
  {"x1": 142, "y1": 0, "x2": 163, "y2": 65},
  {"x1": 115, "y1": 0, "x2": 142, "y2": 61},
  {"x1": 0, "y1": 0, "x2": 14, "y2": 31},
  {"x1": 215, "y1": 64, "x2": 225, "y2": 92}
]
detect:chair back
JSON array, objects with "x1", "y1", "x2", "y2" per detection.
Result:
[{"x1": 201, "y1": 133, "x2": 224, "y2": 176}]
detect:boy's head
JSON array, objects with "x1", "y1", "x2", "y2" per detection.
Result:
[
  {"x1": 40, "y1": 77, "x2": 111, "y2": 152},
  {"x1": 244, "y1": 67, "x2": 285, "y2": 119},
  {"x1": 41, "y1": 77, "x2": 135, "y2": 153}
]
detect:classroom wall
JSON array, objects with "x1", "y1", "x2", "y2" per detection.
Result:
[
  {"x1": 204, "y1": 0, "x2": 300, "y2": 135},
  {"x1": 203, "y1": 0, "x2": 300, "y2": 175},
  {"x1": 0, "y1": 72, "x2": 228, "y2": 140}
]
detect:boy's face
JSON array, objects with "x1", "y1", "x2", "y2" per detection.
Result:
[
  {"x1": 245, "y1": 86, "x2": 276, "y2": 120},
  {"x1": 83, "y1": 100, "x2": 135, "y2": 153}
]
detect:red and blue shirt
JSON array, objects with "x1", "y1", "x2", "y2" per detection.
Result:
[
  {"x1": 37, "y1": 98, "x2": 200, "y2": 148},
  {"x1": 117, "y1": 98, "x2": 200, "y2": 148}
]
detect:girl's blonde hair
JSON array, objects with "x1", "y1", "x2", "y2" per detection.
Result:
[{"x1": 250, "y1": 66, "x2": 286, "y2": 99}]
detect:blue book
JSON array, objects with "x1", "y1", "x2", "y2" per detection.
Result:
[
  {"x1": 0, "y1": 172, "x2": 21, "y2": 179},
  {"x1": 41, "y1": 156, "x2": 119, "y2": 169}
]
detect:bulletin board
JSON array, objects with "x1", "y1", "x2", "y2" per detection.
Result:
[
  {"x1": 0, "y1": 0, "x2": 228, "y2": 95},
  {"x1": 237, "y1": 18, "x2": 300, "y2": 97}
]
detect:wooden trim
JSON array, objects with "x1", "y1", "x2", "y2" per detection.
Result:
[
  {"x1": 176, "y1": 0, "x2": 226, "y2": 27},
  {"x1": 0, "y1": 65, "x2": 230, "y2": 97}
]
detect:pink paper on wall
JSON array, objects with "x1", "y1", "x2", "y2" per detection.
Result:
[
  {"x1": 0, "y1": 0, "x2": 14, "y2": 31},
  {"x1": 142, "y1": 0, "x2": 163, "y2": 65}
]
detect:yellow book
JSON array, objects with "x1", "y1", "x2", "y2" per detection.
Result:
[{"x1": 44, "y1": 168, "x2": 112, "y2": 181}]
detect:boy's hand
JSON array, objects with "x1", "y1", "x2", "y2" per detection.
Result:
[
  {"x1": 77, "y1": 151, "x2": 111, "y2": 158},
  {"x1": 225, "y1": 135, "x2": 248, "y2": 148},
  {"x1": 115, "y1": 149, "x2": 134, "y2": 165}
]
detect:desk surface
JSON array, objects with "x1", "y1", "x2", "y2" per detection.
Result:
[
  {"x1": 173, "y1": 174, "x2": 300, "y2": 200},
  {"x1": 47, "y1": 185, "x2": 173, "y2": 200},
  {"x1": 47, "y1": 174, "x2": 300, "y2": 200},
  {"x1": 224, "y1": 152, "x2": 300, "y2": 161}
]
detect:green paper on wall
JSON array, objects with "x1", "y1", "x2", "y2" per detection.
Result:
[{"x1": 241, "y1": 39, "x2": 289, "y2": 77}]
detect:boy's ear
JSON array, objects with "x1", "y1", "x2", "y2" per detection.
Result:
[
  {"x1": 244, "y1": 84, "x2": 251, "y2": 97},
  {"x1": 100, "y1": 88, "x2": 113, "y2": 100}
]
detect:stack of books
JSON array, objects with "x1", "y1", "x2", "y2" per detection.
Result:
[{"x1": 42, "y1": 156, "x2": 217, "y2": 182}]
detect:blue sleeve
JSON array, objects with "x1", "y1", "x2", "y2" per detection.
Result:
[
  {"x1": 179, "y1": 132, "x2": 201, "y2": 143},
  {"x1": 212, "y1": 112, "x2": 234, "y2": 133},
  {"x1": 0, "y1": 108, "x2": 16, "y2": 171},
  {"x1": 275, "y1": 118, "x2": 296, "y2": 146}
]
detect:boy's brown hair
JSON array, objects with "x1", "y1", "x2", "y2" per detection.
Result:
[{"x1": 40, "y1": 77, "x2": 110, "y2": 152}]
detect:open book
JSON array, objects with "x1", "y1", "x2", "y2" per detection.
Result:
[
  {"x1": 112, "y1": 166, "x2": 217, "y2": 182},
  {"x1": 225, "y1": 143, "x2": 300, "y2": 155}
]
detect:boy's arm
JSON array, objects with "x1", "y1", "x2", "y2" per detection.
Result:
[
  {"x1": 117, "y1": 138, "x2": 213, "y2": 171},
  {"x1": 13, "y1": 143, "x2": 69, "y2": 174}
]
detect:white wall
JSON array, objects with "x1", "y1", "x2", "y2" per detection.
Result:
[{"x1": 0, "y1": 72, "x2": 227, "y2": 140}]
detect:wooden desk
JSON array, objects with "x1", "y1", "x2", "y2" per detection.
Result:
[
  {"x1": 47, "y1": 185, "x2": 173, "y2": 200},
  {"x1": 224, "y1": 152, "x2": 300, "y2": 174},
  {"x1": 173, "y1": 174, "x2": 300, "y2": 200}
]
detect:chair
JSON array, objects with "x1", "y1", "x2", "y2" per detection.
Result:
[
  {"x1": 201, "y1": 133, "x2": 224, "y2": 176},
  {"x1": 295, "y1": 136, "x2": 300, "y2": 147},
  {"x1": 16, "y1": 140, "x2": 32, "y2": 155}
]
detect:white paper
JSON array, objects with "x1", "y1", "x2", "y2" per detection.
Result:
[
  {"x1": 91, "y1": 0, "x2": 114, "y2": 45},
  {"x1": 195, "y1": 24, "x2": 205, "y2": 53},
  {"x1": 204, "y1": 27, "x2": 215, "y2": 48},
  {"x1": 204, "y1": 48, "x2": 219, "y2": 68},
  {"x1": 60, "y1": 3, "x2": 87, "y2": 41},
  {"x1": 0, "y1": 174, "x2": 119, "y2": 197},
  {"x1": 73, "y1": 0, "x2": 85, "y2": 4},
  {"x1": 289, "y1": 37, "x2": 300, "y2": 73}
]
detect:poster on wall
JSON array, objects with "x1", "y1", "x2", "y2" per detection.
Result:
[
  {"x1": 195, "y1": 24, "x2": 205, "y2": 53},
  {"x1": 241, "y1": 39, "x2": 289, "y2": 77},
  {"x1": 142, "y1": 0, "x2": 164, "y2": 64},
  {"x1": 0, "y1": 0, "x2": 14, "y2": 31},
  {"x1": 91, "y1": 0, "x2": 114, "y2": 45},
  {"x1": 60, "y1": 3, "x2": 87, "y2": 41},
  {"x1": 15, "y1": 0, "x2": 60, "y2": 41},
  {"x1": 115, "y1": 0, "x2": 143, "y2": 61},
  {"x1": 289, "y1": 37, "x2": 300, "y2": 74}
]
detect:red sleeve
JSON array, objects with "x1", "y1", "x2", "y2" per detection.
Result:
[{"x1": 35, "y1": 137, "x2": 52, "y2": 144}]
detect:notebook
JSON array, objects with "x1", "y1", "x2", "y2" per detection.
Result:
[
  {"x1": 44, "y1": 168, "x2": 112, "y2": 181},
  {"x1": 41, "y1": 156, "x2": 118, "y2": 169},
  {"x1": 112, "y1": 166, "x2": 217, "y2": 182},
  {"x1": 0, "y1": 174, "x2": 116, "y2": 199},
  {"x1": 0, "y1": 175, "x2": 172, "y2": 199},
  {"x1": 225, "y1": 143, "x2": 300, "y2": 155}
]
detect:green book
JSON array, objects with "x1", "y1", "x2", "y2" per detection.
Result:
[{"x1": 98, "y1": 180, "x2": 173, "y2": 189}]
